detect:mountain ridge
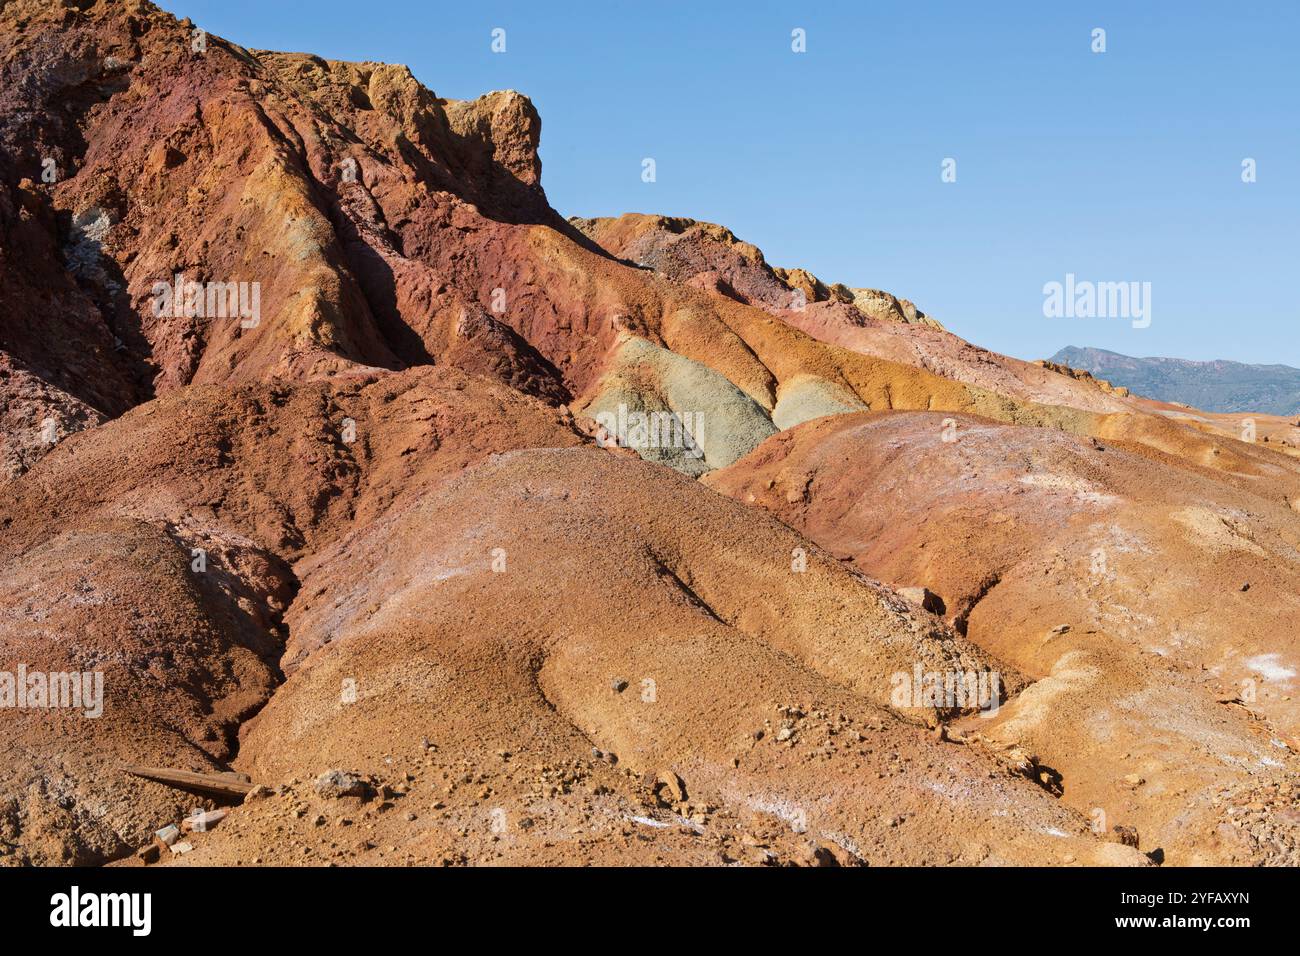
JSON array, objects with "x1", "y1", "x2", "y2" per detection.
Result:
[{"x1": 1051, "y1": 346, "x2": 1300, "y2": 417}]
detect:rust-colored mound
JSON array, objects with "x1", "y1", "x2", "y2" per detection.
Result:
[
  {"x1": 0, "y1": 0, "x2": 576, "y2": 404},
  {"x1": 706, "y1": 411, "x2": 1300, "y2": 864},
  {"x1": 191, "y1": 448, "x2": 1144, "y2": 867},
  {"x1": 0, "y1": 366, "x2": 586, "y2": 864},
  {"x1": 0, "y1": 517, "x2": 290, "y2": 864}
]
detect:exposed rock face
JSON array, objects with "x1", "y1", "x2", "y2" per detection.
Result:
[
  {"x1": 1, "y1": 1, "x2": 1297, "y2": 867},
  {"x1": 1038, "y1": 357, "x2": 1130, "y2": 397},
  {"x1": 0, "y1": 352, "x2": 105, "y2": 481},
  {"x1": 571, "y1": 213, "x2": 942, "y2": 329},
  {"x1": 0, "y1": 0, "x2": 577, "y2": 404}
]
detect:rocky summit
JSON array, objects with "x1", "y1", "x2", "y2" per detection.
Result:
[{"x1": 1, "y1": 1, "x2": 1299, "y2": 869}]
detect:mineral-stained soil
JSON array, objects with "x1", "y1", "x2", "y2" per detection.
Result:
[
  {"x1": 705, "y1": 411, "x2": 1300, "y2": 864},
  {"x1": 1, "y1": 0, "x2": 1297, "y2": 867}
]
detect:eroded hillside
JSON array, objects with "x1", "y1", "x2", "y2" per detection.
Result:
[{"x1": 1, "y1": 0, "x2": 1297, "y2": 867}]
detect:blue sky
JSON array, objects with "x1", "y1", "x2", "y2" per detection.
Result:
[{"x1": 165, "y1": 0, "x2": 1299, "y2": 366}]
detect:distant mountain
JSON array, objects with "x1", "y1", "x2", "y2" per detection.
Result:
[{"x1": 1050, "y1": 347, "x2": 1300, "y2": 416}]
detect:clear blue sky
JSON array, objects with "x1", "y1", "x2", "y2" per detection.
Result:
[{"x1": 165, "y1": 0, "x2": 1299, "y2": 366}]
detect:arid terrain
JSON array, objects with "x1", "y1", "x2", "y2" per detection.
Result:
[{"x1": 2, "y1": 0, "x2": 1299, "y2": 868}]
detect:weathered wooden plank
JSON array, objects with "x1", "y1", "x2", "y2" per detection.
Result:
[{"x1": 120, "y1": 764, "x2": 256, "y2": 797}]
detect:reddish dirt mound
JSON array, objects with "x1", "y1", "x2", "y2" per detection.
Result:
[
  {"x1": 0, "y1": 367, "x2": 586, "y2": 864},
  {"x1": 180, "y1": 448, "x2": 1145, "y2": 866},
  {"x1": 706, "y1": 410, "x2": 1300, "y2": 864}
]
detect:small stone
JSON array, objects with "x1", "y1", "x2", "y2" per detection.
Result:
[
  {"x1": 1122, "y1": 773, "x2": 1145, "y2": 789},
  {"x1": 897, "y1": 586, "x2": 944, "y2": 614},
  {"x1": 651, "y1": 770, "x2": 686, "y2": 806},
  {"x1": 136, "y1": 843, "x2": 160, "y2": 864},
  {"x1": 611, "y1": 678, "x2": 629, "y2": 693},
  {"x1": 815, "y1": 840, "x2": 857, "y2": 866},
  {"x1": 315, "y1": 769, "x2": 373, "y2": 799},
  {"x1": 169, "y1": 841, "x2": 194, "y2": 855},
  {"x1": 182, "y1": 809, "x2": 228, "y2": 832},
  {"x1": 154, "y1": 824, "x2": 179, "y2": 847},
  {"x1": 793, "y1": 841, "x2": 835, "y2": 866},
  {"x1": 243, "y1": 784, "x2": 272, "y2": 804},
  {"x1": 776, "y1": 726, "x2": 794, "y2": 742},
  {"x1": 1109, "y1": 825, "x2": 1140, "y2": 848}
]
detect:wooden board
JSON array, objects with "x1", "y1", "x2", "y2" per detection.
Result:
[{"x1": 120, "y1": 764, "x2": 256, "y2": 798}]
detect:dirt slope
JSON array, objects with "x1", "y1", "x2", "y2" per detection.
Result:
[
  {"x1": 193, "y1": 448, "x2": 1147, "y2": 867},
  {"x1": 0, "y1": 367, "x2": 586, "y2": 864},
  {"x1": 706, "y1": 411, "x2": 1300, "y2": 864}
]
